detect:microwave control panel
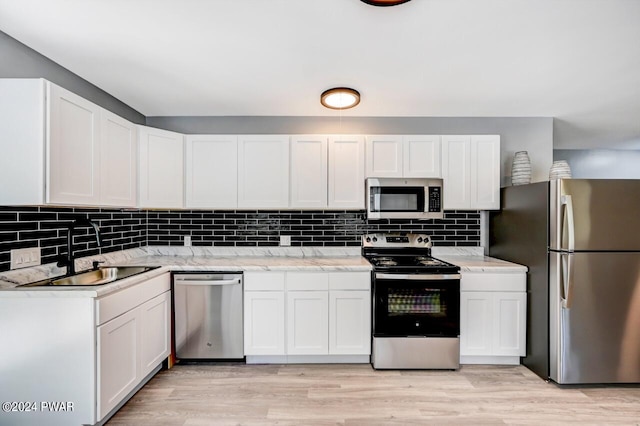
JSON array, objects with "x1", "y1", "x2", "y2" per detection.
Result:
[{"x1": 428, "y1": 186, "x2": 442, "y2": 212}]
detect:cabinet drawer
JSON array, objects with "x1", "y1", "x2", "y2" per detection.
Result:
[
  {"x1": 329, "y1": 272, "x2": 371, "y2": 291},
  {"x1": 96, "y1": 272, "x2": 170, "y2": 326},
  {"x1": 244, "y1": 272, "x2": 285, "y2": 291},
  {"x1": 287, "y1": 272, "x2": 329, "y2": 291},
  {"x1": 461, "y1": 272, "x2": 525, "y2": 292}
]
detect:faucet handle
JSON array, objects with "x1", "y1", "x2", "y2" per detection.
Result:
[{"x1": 92, "y1": 260, "x2": 105, "y2": 270}]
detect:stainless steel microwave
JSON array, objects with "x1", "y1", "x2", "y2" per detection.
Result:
[{"x1": 365, "y1": 178, "x2": 444, "y2": 220}]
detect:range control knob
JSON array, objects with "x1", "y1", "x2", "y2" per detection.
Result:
[
  {"x1": 372, "y1": 237, "x2": 378, "y2": 242},
  {"x1": 417, "y1": 237, "x2": 423, "y2": 243},
  {"x1": 366, "y1": 237, "x2": 371, "y2": 243}
]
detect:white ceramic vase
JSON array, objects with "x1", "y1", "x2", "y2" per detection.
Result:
[
  {"x1": 511, "y1": 151, "x2": 532, "y2": 185},
  {"x1": 549, "y1": 160, "x2": 572, "y2": 179}
]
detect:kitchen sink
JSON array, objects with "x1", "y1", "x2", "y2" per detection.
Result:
[{"x1": 19, "y1": 266, "x2": 159, "y2": 287}]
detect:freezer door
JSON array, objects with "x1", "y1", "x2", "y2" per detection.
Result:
[
  {"x1": 550, "y1": 252, "x2": 640, "y2": 384},
  {"x1": 551, "y1": 179, "x2": 640, "y2": 251}
]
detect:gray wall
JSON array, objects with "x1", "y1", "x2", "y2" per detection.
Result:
[
  {"x1": 554, "y1": 149, "x2": 640, "y2": 179},
  {"x1": 0, "y1": 31, "x2": 144, "y2": 124},
  {"x1": 147, "y1": 116, "x2": 554, "y2": 186}
]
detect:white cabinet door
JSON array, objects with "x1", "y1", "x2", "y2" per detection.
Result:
[
  {"x1": 441, "y1": 135, "x2": 471, "y2": 210},
  {"x1": 286, "y1": 291, "x2": 329, "y2": 355},
  {"x1": 138, "y1": 126, "x2": 184, "y2": 208},
  {"x1": 290, "y1": 135, "x2": 328, "y2": 208},
  {"x1": 328, "y1": 135, "x2": 365, "y2": 208},
  {"x1": 100, "y1": 109, "x2": 137, "y2": 207},
  {"x1": 238, "y1": 135, "x2": 289, "y2": 208},
  {"x1": 329, "y1": 290, "x2": 371, "y2": 355},
  {"x1": 47, "y1": 82, "x2": 101, "y2": 205},
  {"x1": 97, "y1": 307, "x2": 139, "y2": 420},
  {"x1": 493, "y1": 292, "x2": 526, "y2": 356},
  {"x1": 139, "y1": 291, "x2": 171, "y2": 377},
  {"x1": 365, "y1": 135, "x2": 403, "y2": 177},
  {"x1": 460, "y1": 292, "x2": 493, "y2": 356},
  {"x1": 403, "y1": 135, "x2": 441, "y2": 178},
  {"x1": 244, "y1": 291, "x2": 286, "y2": 355},
  {"x1": 471, "y1": 135, "x2": 501, "y2": 210},
  {"x1": 185, "y1": 135, "x2": 238, "y2": 208}
]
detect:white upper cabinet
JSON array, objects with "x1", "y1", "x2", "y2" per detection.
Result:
[
  {"x1": 0, "y1": 79, "x2": 138, "y2": 207},
  {"x1": 99, "y1": 110, "x2": 137, "y2": 207},
  {"x1": 138, "y1": 126, "x2": 184, "y2": 209},
  {"x1": 328, "y1": 135, "x2": 365, "y2": 208},
  {"x1": 403, "y1": 135, "x2": 441, "y2": 177},
  {"x1": 238, "y1": 135, "x2": 289, "y2": 209},
  {"x1": 185, "y1": 135, "x2": 238, "y2": 208},
  {"x1": 366, "y1": 135, "x2": 403, "y2": 177},
  {"x1": 471, "y1": 135, "x2": 501, "y2": 210},
  {"x1": 48, "y1": 82, "x2": 101, "y2": 205},
  {"x1": 366, "y1": 135, "x2": 441, "y2": 178},
  {"x1": 290, "y1": 135, "x2": 328, "y2": 208},
  {"x1": 442, "y1": 135, "x2": 500, "y2": 210},
  {"x1": 442, "y1": 135, "x2": 472, "y2": 210},
  {"x1": 0, "y1": 79, "x2": 46, "y2": 205}
]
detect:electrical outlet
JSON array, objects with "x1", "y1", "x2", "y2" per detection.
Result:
[
  {"x1": 280, "y1": 235, "x2": 291, "y2": 246},
  {"x1": 10, "y1": 247, "x2": 41, "y2": 270},
  {"x1": 184, "y1": 235, "x2": 192, "y2": 246}
]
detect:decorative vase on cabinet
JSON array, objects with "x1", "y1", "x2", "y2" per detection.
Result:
[
  {"x1": 549, "y1": 160, "x2": 572, "y2": 179},
  {"x1": 511, "y1": 151, "x2": 531, "y2": 186}
]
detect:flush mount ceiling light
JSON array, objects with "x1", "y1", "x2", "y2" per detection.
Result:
[
  {"x1": 360, "y1": 0, "x2": 412, "y2": 6},
  {"x1": 320, "y1": 87, "x2": 361, "y2": 110}
]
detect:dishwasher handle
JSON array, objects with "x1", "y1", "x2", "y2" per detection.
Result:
[{"x1": 174, "y1": 277, "x2": 242, "y2": 286}]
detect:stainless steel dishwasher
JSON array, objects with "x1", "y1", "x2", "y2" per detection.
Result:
[{"x1": 173, "y1": 272, "x2": 244, "y2": 360}]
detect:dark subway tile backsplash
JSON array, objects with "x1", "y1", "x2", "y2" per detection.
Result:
[
  {"x1": 0, "y1": 206, "x2": 146, "y2": 273},
  {"x1": 0, "y1": 206, "x2": 480, "y2": 272}
]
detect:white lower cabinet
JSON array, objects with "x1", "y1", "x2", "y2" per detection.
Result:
[
  {"x1": 243, "y1": 271, "x2": 371, "y2": 362},
  {"x1": 96, "y1": 273, "x2": 171, "y2": 421},
  {"x1": 244, "y1": 291, "x2": 286, "y2": 355},
  {"x1": 287, "y1": 291, "x2": 329, "y2": 355},
  {"x1": 460, "y1": 272, "x2": 526, "y2": 365}
]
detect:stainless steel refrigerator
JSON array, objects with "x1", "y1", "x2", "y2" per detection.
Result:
[{"x1": 490, "y1": 179, "x2": 640, "y2": 384}]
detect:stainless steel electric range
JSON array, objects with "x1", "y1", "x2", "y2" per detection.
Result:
[{"x1": 363, "y1": 233, "x2": 461, "y2": 370}]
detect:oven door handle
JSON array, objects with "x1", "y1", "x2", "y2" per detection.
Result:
[{"x1": 375, "y1": 273, "x2": 461, "y2": 280}]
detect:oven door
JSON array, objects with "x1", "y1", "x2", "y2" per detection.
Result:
[{"x1": 373, "y1": 272, "x2": 460, "y2": 337}]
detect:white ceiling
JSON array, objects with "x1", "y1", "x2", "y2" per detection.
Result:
[{"x1": 1, "y1": 0, "x2": 639, "y2": 149}]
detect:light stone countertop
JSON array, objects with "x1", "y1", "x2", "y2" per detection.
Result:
[
  {"x1": 0, "y1": 246, "x2": 372, "y2": 298},
  {"x1": 431, "y1": 246, "x2": 527, "y2": 273}
]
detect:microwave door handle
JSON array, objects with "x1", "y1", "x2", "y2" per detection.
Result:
[{"x1": 561, "y1": 195, "x2": 575, "y2": 251}]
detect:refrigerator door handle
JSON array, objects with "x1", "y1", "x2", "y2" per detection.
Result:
[
  {"x1": 561, "y1": 253, "x2": 575, "y2": 309},
  {"x1": 561, "y1": 195, "x2": 575, "y2": 251}
]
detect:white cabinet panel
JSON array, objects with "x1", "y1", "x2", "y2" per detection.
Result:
[
  {"x1": 328, "y1": 136, "x2": 365, "y2": 208},
  {"x1": 97, "y1": 308, "x2": 139, "y2": 420},
  {"x1": 441, "y1": 135, "x2": 471, "y2": 210},
  {"x1": 47, "y1": 82, "x2": 101, "y2": 205},
  {"x1": 366, "y1": 135, "x2": 403, "y2": 177},
  {"x1": 139, "y1": 126, "x2": 184, "y2": 208},
  {"x1": 471, "y1": 135, "x2": 501, "y2": 210},
  {"x1": 100, "y1": 110, "x2": 137, "y2": 207},
  {"x1": 139, "y1": 291, "x2": 171, "y2": 377},
  {"x1": 286, "y1": 291, "x2": 329, "y2": 355},
  {"x1": 238, "y1": 135, "x2": 289, "y2": 208},
  {"x1": 460, "y1": 292, "x2": 492, "y2": 355},
  {"x1": 290, "y1": 135, "x2": 328, "y2": 208},
  {"x1": 329, "y1": 290, "x2": 371, "y2": 355},
  {"x1": 493, "y1": 292, "x2": 526, "y2": 356},
  {"x1": 403, "y1": 135, "x2": 441, "y2": 178},
  {"x1": 244, "y1": 291, "x2": 285, "y2": 355},
  {"x1": 185, "y1": 135, "x2": 238, "y2": 208}
]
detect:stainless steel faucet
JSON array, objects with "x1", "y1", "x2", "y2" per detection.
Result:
[{"x1": 57, "y1": 218, "x2": 102, "y2": 275}]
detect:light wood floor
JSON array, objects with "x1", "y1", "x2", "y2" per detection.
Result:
[{"x1": 107, "y1": 363, "x2": 640, "y2": 425}]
